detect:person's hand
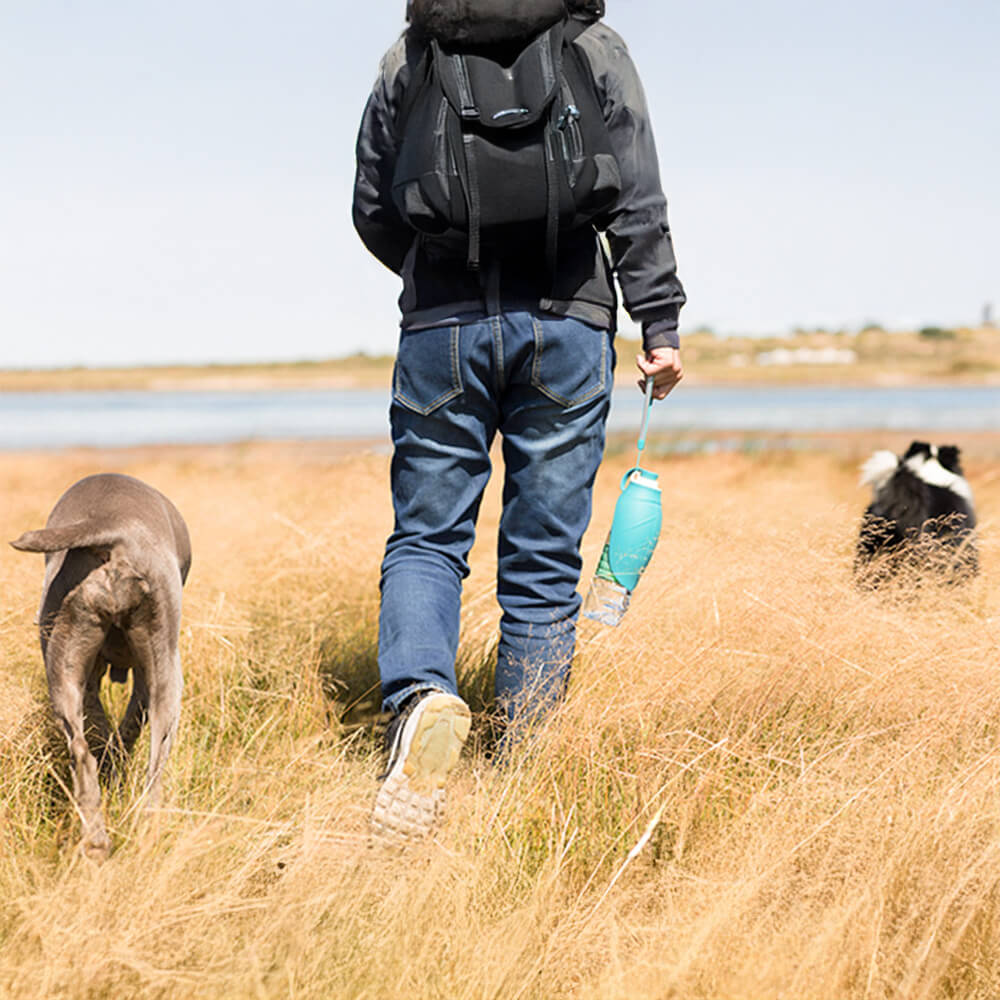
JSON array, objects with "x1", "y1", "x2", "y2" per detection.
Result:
[{"x1": 636, "y1": 347, "x2": 683, "y2": 400}]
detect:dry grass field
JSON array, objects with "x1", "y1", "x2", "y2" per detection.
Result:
[{"x1": 2, "y1": 434, "x2": 999, "y2": 998}]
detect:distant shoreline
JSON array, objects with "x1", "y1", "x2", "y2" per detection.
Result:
[{"x1": 3, "y1": 327, "x2": 998, "y2": 392}]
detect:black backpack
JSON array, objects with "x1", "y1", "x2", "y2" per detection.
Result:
[{"x1": 393, "y1": 2, "x2": 621, "y2": 272}]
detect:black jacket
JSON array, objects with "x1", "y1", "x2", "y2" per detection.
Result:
[{"x1": 353, "y1": 18, "x2": 686, "y2": 350}]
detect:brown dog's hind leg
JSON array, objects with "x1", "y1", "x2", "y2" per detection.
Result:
[
  {"x1": 83, "y1": 666, "x2": 114, "y2": 767},
  {"x1": 45, "y1": 603, "x2": 113, "y2": 862},
  {"x1": 145, "y1": 647, "x2": 182, "y2": 809},
  {"x1": 117, "y1": 666, "x2": 149, "y2": 758},
  {"x1": 125, "y1": 618, "x2": 182, "y2": 810}
]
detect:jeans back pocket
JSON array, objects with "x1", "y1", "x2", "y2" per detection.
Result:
[
  {"x1": 393, "y1": 325, "x2": 464, "y2": 416},
  {"x1": 530, "y1": 317, "x2": 610, "y2": 408}
]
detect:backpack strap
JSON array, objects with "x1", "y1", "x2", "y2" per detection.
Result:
[
  {"x1": 564, "y1": 16, "x2": 590, "y2": 43},
  {"x1": 437, "y1": 41, "x2": 479, "y2": 121},
  {"x1": 463, "y1": 131, "x2": 483, "y2": 270},
  {"x1": 431, "y1": 38, "x2": 483, "y2": 269},
  {"x1": 542, "y1": 16, "x2": 600, "y2": 281},
  {"x1": 394, "y1": 42, "x2": 434, "y2": 141},
  {"x1": 543, "y1": 125, "x2": 560, "y2": 274},
  {"x1": 543, "y1": 16, "x2": 592, "y2": 277},
  {"x1": 544, "y1": 18, "x2": 568, "y2": 274}
]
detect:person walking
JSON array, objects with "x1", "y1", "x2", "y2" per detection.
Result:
[{"x1": 353, "y1": 0, "x2": 685, "y2": 840}]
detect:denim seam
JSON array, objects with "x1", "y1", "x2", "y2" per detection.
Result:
[
  {"x1": 529, "y1": 317, "x2": 608, "y2": 408},
  {"x1": 393, "y1": 325, "x2": 464, "y2": 416},
  {"x1": 492, "y1": 315, "x2": 506, "y2": 395}
]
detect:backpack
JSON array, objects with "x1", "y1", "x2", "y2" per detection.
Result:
[{"x1": 393, "y1": 1, "x2": 621, "y2": 272}]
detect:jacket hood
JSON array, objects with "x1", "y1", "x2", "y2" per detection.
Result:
[{"x1": 407, "y1": 0, "x2": 568, "y2": 46}]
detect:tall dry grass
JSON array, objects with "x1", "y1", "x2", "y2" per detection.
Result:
[{"x1": 1, "y1": 435, "x2": 999, "y2": 999}]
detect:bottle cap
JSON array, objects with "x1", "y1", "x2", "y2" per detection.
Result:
[{"x1": 621, "y1": 467, "x2": 661, "y2": 492}]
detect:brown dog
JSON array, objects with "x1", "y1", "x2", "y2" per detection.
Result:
[{"x1": 11, "y1": 473, "x2": 191, "y2": 861}]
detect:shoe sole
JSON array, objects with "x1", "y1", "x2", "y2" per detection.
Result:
[{"x1": 370, "y1": 693, "x2": 471, "y2": 842}]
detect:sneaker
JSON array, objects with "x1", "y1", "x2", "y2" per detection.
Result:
[{"x1": 370, "y1": 691, "x2": 471, "y2": 842}]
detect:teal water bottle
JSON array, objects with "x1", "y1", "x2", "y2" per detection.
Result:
[
  {"x1": 583, "y1": 378, "x2": 663, "y2": 627},
  {"x1": 583, "y1": 467, "x2": 662, "y2": 626}
]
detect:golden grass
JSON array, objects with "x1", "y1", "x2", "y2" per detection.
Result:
[{"x1": 2, "y1": 436, "x2": 999, "y2": 998}]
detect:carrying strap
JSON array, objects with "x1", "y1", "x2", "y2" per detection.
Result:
[
  {"x1": 442, "y1": 40, "x2": 480, "y2": 121},
  {"x1": 543, "y1": 124, "x2": 560, "y2": 274},
  {"x1": 542, "y1": 19, "x2": 590, "y2": 280},
  {"x1": 463, "y1": 132, "x2": 483, "y2": 270},
  {"x1": 548, "y1": 18, "x2": 590, "y2": 277},
  {"x1": 545, "y1": 17, "x2": 594, "y2": 284}
]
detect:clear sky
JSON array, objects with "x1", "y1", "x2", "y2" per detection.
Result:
[{"x1": 2, "y1": 1, "x2": 997, "y2": 367}]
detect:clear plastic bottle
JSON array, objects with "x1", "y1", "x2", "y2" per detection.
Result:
[{"x1": 582, "y1": 549, "x2": 631, "y2": 626}]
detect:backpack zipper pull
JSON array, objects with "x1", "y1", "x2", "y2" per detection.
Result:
[{"x1": 556, "y1": 104, "x2": 581, "y2": 130}]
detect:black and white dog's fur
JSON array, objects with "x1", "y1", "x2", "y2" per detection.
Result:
[{"x1": 855, "y1": 441, "x2": 978, "y2": 586}]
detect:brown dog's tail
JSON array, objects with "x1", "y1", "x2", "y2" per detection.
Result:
[{"x1": 10, "y1": 521, "x2": 124, "y2": 553}]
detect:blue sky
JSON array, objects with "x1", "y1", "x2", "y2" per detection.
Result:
[{"x1": 1, "y1": 1, "x2": 997, "y2": 367}]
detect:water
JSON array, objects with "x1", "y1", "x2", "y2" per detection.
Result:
[
  {"x1": 0, "y1": 389, "x2": 390, "y2": 450},
  {"x1": 1, "y1": 385, "x2": 998, "y2": 450},
  {"x1": 648, "y1": 385, "x2": 1000, "y2": 433}
]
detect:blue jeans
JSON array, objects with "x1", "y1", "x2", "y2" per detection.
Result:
[{"x1": 378, "y1": 310, "x2": 614, "y2": 724}]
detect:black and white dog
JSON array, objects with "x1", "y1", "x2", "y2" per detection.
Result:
[{"x1": 855, "y1": 441, "x2": 978, "y2": 586}]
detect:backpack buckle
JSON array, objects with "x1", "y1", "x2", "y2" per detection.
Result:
[{"x1": 556, "y1": 104, "x2": 581, "y2": 130}]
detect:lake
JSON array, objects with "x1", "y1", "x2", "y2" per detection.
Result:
[{"x1": 1, "y1": 385, "x2": 998, "y2": 450}]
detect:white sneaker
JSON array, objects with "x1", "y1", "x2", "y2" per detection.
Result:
[{"x1": 370, "y1": 691, "x2": 471, "y2": 842}]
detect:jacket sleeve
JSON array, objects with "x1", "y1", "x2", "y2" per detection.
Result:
[
  {"x1": 353, "y1": 37, "x2": 414, "y2": 276},
  {"x1": 580, "y1": 25, "x2": 687, "y2": 350}
]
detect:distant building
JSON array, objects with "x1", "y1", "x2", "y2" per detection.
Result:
[{"x1": 756, "y1": 347, "x2": 858, "y2": 366}]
